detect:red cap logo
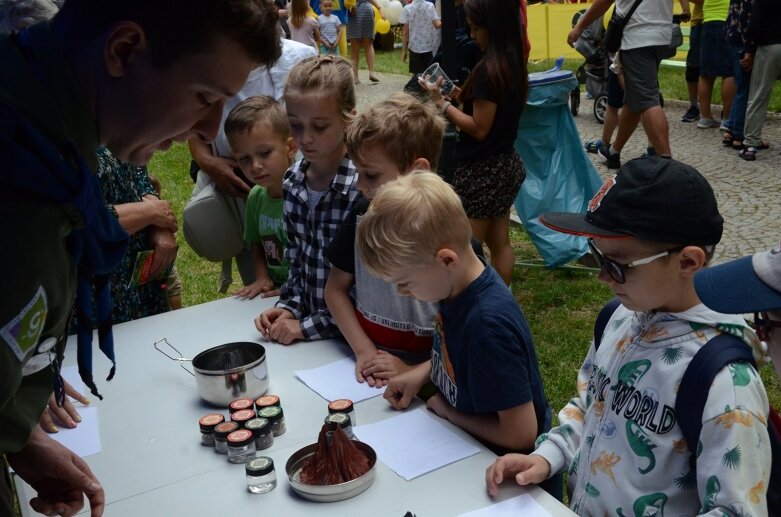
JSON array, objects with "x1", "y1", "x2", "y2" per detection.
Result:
[{"x1": 588, "y1": 175, "x2": 617, "y2": 213}]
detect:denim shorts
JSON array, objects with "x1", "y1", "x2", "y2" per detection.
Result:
[{"x1": 700, "y1": 21, "x2": 733, "y2": 77}]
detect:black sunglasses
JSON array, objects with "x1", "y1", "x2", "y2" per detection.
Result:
[{"x1": 587, "y1": 239, "x2": 685, "y2": 284}]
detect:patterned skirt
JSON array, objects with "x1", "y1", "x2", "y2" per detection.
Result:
[
  {"x1": 347, "y1": 0, "x2": 375, "y2": 40},
  {"x1": 453, "y1": 149, "x2": 526, "y2": 219}
]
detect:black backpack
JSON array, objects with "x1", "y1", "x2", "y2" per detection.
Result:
[{"x1": 593, "y1": 299, "x2": 781, "y2": 514}]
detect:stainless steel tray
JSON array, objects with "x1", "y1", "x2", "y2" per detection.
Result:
[{"x1": 286, "y1": 441, "x2": 377, "y2": 502}]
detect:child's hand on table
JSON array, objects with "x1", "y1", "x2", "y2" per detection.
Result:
[
  {"x1": 485, "y1": 453, "x2": 552, "y2": 496},
  {"x1": 234, "y1": 277, "x2": 276, "y2": 300}
]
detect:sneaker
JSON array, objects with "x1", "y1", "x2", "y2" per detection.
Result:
[
  {"x1": 681, "y1": 105, "x2": 700, "y2": 122},
  {"x1": 584, "y1": 139, "x2": 604, "y2": 154},
  {"x1": 697, "y1": 117, "x2": 720, "y2": 129},
  {"x1": 640, "y1": 146, "x2": 656, "y2": 158},
  {"x1": 598, "y1": 145, "x2": 621, "y2": 169}
]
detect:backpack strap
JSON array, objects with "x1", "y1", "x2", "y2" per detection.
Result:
[
  {"x1": 675, "y1": 333, "x2": 756, "y2": 459},
  {"x1": 593, "y1": 298, "x2": 622, "y2": 350}
]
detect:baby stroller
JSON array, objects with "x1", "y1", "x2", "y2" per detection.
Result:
[{"x1": 571, "y1": 13, "x2": 609, "y2": 123}]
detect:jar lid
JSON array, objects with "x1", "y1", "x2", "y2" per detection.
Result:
[
  {"x1": 255, "y1": 394, "x2": 280, "y2": 408},
  {"x1": 198, "y1": 413, "x2": 225, "y2": 432},
  {"x1": 324, "y1": 412, "x2": 350, "y2": 429},
  {"x1": 246, "y1": 456, "x2": 274, "y2": 476},
  {"x1": 229, "y1": 398, "x2": 255, "y2": 413},
  {"x1": 258, "y1": 406, "x2": 282, "y2": 422},
  {"x1": 227, "y1": 429, "x2": 254, "y2": 447},
  {"x1": 328, "y1": 399, "x2": 354, "y2": 414},
  {"x1": 245, "y1": 417, "x2": 270, "y2": 435},
  {"x1": 231, "y1": 409, "x2": 256, "y2": 424},
  {"x1": 214, "y1": 421, "x2": 239, "y2": 439}
]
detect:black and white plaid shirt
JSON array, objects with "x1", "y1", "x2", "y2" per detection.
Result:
[{"x1": 275, "y1": 156, "x2": 359, "y2": 339}]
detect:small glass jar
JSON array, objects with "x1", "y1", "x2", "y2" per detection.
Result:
[
  {"x1": 328, "y1": 399, "x2": 355, "y2": 427},
  {"x1": 226, "y1": 429, "x2": 257, "y2": 464},
  {"x1": 246, "y1": 456, "x2": 276, "y2": 494},
  {"x1": 231, "y1": 408, "x2": 256, "y2": 428},
  {"x1": 258, "y1": 406, "x2": 286, "y2": 437},
  {"x1": 245, "y1": 417, "x2": 274, "y2": 450},
  {"x1": 229, "y1": 398, "x2": 255, "y2": 414},
  {"x1": 198, "y1": 413, "x2": 225, "y2": 447},
  {"x1": 213, "y1": 421, "x2": 239, "y2": 454},
  {"x1": 255, "y1": 394, "x2": 280, "y2": 410},
  {"x1": 324, "y1": 412, "x2": 353, "y2": 439}
]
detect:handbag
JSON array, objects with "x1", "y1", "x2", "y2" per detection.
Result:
[
  {"x1": 602, "y1": 0, "x2": 644, "y2": 52},
  {"x1": 661, "y1": 22, "x2": 684, "y2": 59}
]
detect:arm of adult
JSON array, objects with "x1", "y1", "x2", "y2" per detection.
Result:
[
  {"x1": 402, "y1": 24, "x2": 409, "y2": 63},
  {"x1": 567, "y1": 0, "x2": 614, "y2": 47},
  {"x1": 325, "y1": 267, "x2": 384, "y2": 385},
  {"x1": 427, "y1": 396, "x2": 539, "y2": 451},
  {"x1": 418, "y1": 79, "x2": 497, "y2": 142},
  {"x1": 39, "y1": 379, "x2": 90, "y2": 433},
  {"x1": 187, "y1": 138, "x2": 249, "y2": 199},
  {"x1": 6, "y1": 426, "x2": 105, "y2": 517},
  {"x1": 112, "y1": 195, "x2": 177, "y2": 235},
  {"x1": 383, "y1": 360, "x2": 431, "y2": 410},
  {"x1": 147, "y1": 226, "x2": 178, "y2": 277}
]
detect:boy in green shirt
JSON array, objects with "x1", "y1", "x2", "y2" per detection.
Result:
[{"x1": 225, "y1": 96, "x2": 297, "y2": 299}]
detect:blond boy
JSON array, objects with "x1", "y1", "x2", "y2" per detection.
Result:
[
  {"x1": 225, "y1": 96, "x2": 297, "y2": 300},
  {"x1": 325, "y1": 92, "x2": 445, "y2": 387},
  {"x1": 356, "y1": 172, "x2": 552, "y2": 456}
]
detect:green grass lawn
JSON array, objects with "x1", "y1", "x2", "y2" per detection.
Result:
[{"x1": 147, "y1": 42, "x2": 781, "y2": 429}]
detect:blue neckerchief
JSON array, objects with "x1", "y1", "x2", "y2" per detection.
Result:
[{"x1": 0, "y1": 102, "x2": 129, "y2": 399}]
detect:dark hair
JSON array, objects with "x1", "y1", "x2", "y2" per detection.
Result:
[
  {"x1": 459, "y1": 0, "x2": 528, "y2": 109},
  {"x1": 53, "y1": 0, "x2": 281, "y2": 68}
]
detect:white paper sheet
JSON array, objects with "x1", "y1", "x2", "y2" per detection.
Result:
[
  {"x1": 353, "y1": 408, "x2": 480, "y2": 480},
  {"x1": 49, "y1": 365, "x2": 102, "y2": 457},
  {"x1": 294, "y1": 356, "x2": 384, "y2": 403},
  {"x1": 458, "y1": 494, "x2": 553, "y2": 517}
]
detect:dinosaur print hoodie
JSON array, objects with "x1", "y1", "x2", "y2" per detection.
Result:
[{"x1": 534, "y1": 303, "x2": 770, "y2": 516}]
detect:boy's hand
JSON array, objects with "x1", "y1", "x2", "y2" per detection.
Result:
[
  {"x1": 362, "y1": 350, "x2": 412, "y2": 385},
  {"x1": 425, "y1": 392, "x2": 452, "y2": 420},
  {"x1": 39, "y1": 380, "x2": 90, "y2": 433},
  {"x1": 383, "y1": 364, "x2": 428, "y2": 410},
  {"x1": 485, "y1": 454, "x2": 551, "y2": 497},
  {"x1": 234, "y1": 277, "x2": 275, "y2": 300},
  {"x1": 255, "y1": 307, "x2": 293, "y2": 338},
  {"x1": 355, "y1": 349, "x2": 381, "y2": 386},
  {"x1": 268, "y1": 318, "x2": 304, "y2": 345}
]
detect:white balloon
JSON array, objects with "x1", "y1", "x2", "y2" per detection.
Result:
[
  {"x1": 377, "y1": 0, "x2": 391, "y2": 10},
  {"x1": 386, "y1": 0, "x2": 403, "y2": 24}
]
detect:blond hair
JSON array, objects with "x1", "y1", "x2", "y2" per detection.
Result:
[
  {"x1": 357, "y1": 171, "x2": 472, "y2": 277},
  {"x1": 224, "y1": 95, "x2": 289, "y2": 141},
  {"x1": 284, "y1": 55, "x2": 356, "y2": 120},
  {"x1": 346, "y1": 92, "x2": 445, "y2": 171}
]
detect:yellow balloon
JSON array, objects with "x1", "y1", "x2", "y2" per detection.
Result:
[
  {"x1": 344, "y1": 0, "x2": 356, "y2": 10},
  {"x1": 376, "y1": 16, "x2": 390, "y2": 35}
]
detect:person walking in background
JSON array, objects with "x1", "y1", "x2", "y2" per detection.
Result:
[
  {"x1": 400, "y1": 0, "x2": 441, "y2": 75},
  {"x1": 739, "y1": 0, "x2": 781, "y2": 161},
  {"x1": 681, "y1": 0, "x2": 702, "y2": 122},
  {"x1": 347, "y1": 0, "x2": 385, "y2": 83},
  {"x1": 318, "y1": 0, "x2": 343, "y2": 55},
  {"x1": 418, "y1": 0, "x2": 528, "y2": 286},
  {"x1": 697, "y1": 0, "x2": 734, "y2": 129}
]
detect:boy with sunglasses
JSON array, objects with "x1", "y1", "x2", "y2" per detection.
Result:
[{"x1": 486, "y1": 157, "x2": 771, "y2": 515}]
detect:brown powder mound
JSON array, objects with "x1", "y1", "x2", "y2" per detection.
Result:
[{"x1": 299, "y1": 424, "x2": 371, "y2": 485}]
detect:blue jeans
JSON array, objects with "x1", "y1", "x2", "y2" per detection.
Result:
[{"x1": 726, "y1": 45, "x2": 751, "y2": 140}]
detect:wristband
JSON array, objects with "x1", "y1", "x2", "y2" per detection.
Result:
[{"x1": 439, "y1": 101, "x2": 451, "y2": 115}]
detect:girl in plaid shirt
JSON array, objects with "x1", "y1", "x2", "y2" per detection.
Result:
[{"x1": 256, "y1": 55, "x2": 360, "y2": 344}]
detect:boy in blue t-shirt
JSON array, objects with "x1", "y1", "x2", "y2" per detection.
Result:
[
  {"x1": 224, "y1": 96, "x2": 297, "y2": 299},
  {"x1": 357, "y1": 172, "x2": 551, "y2": 458}
]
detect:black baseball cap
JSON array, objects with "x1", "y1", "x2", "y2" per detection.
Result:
[{"x1": 540, "y1": 157, "x2": 723, "y2": 245}]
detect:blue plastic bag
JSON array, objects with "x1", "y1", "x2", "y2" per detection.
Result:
[{"x1": 514, "y1": 68, "x2": 603, "y2": 267}]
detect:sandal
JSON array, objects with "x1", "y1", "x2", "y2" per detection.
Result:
[
  {"x1": 584, "y1": 139, "x2": 604, "y2": 154},
  {"x1": 731, "y1": 139, "x2": 744, "y2": 149},
  {"x1": 757, "y1": 140, "x2": 770, "y2": 150},
  {"x1": 738, "y1": 146, "x2": 757, "y2": 161},
  {"x1": 369, "y1": 74, "x2": 380, "y2": 83},
  {"x1": 722, "y1": 132, "x2": 734, "y2": 147}
]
